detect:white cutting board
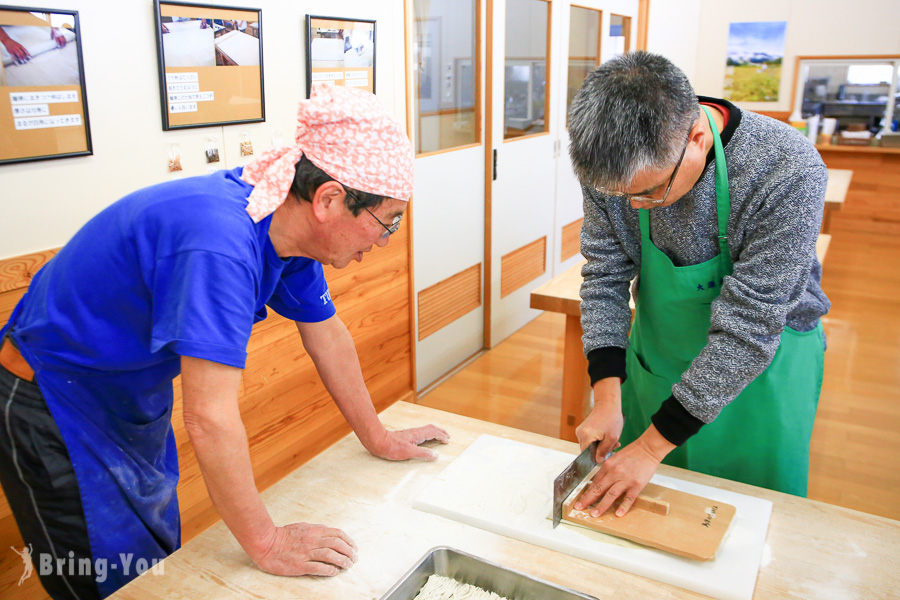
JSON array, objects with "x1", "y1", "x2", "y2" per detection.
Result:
[{"x1": 413, "y1": 435, "x2": 772, "y2": 600}]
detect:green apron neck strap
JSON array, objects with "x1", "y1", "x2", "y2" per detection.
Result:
[
  {"x1": 700, "y1": 105, "x2": 730, "y2": 254},
  {"x1": 639, "y1": 198, "x2": 650, "y2": 240},
  {"x1": 638, "y1": 105, "x2": 731, "y2": 267}
]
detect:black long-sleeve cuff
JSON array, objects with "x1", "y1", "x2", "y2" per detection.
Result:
[
  {"x1": 586, "y1": 346, "x2": 627, "y2": 385},
  {"x1": 651, "y1": 395, "x2": 705, "y2": 446}
]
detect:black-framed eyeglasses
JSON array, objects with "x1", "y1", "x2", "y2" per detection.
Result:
[
  {"x1": 344, "y1": 187, "x2": 402, "y2": 238},
  {"x1": 596, "y1": 127, "x2": 692, "y2": 205}
]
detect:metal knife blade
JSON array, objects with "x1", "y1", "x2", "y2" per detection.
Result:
[{"x1": 552, "y1": 441, "x2": 598, "y2": 528}]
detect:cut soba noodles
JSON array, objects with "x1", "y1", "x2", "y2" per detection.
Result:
[{"x1": 412, "y1": 574, "x2": 510, "y2": 600}]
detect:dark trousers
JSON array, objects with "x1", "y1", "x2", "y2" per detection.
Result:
[{"x1": 0, "y1": 364, "x2": 101, "y2": 600}]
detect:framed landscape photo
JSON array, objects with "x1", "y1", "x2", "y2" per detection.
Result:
[
  {"x1": 0, "y1": 5, "x2": 92, "y2": 165},
  {"x1": 723, "y1": 21, "x2": 787, "y2": 102},
  {"x1": 154, "y1": 0, "x2": 264, "y2": 130},
  {"x1": 305, "y1": 15, "x2": 375, "y2": 97}
]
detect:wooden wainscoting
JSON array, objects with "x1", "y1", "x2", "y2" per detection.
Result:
[
  {"x1": 500, "y1": 237, "x2": 547, "y2": 298},
  {"x1": 0, "y1": 249, "x2": 57, "y2": 294},
  {"x1": 418, "y1": 264, "x2": 482, "y2": 341},
  {"x1": 817, "y1": 149, "x2": 900, "y2": 235},
  {"x1": 0, "y1": 226, "x2": 413, "y2": 599},
  {"x1": 0, "y1": 256, "x2": 43, "y2": 599},
  {"x1": 560, "y1": 218, "x2": 583, "y2": 262}
]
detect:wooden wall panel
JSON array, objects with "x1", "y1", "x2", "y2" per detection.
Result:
[
  {"x1": 636, "y1": 0, "x2": 649, "y2": 51},
  {"x1": 0, "y1": 289, "x2": 26, "y2": 328},
  {"x1": 500, "y1": 237, "x2": 547, "y2": 298},
  {"x1": 418, "y1": 264, "x2": 482, "y2": 340},
  {"x1": 0, "y1": 226, "x2": 413, "y2": 599},
  {"x1": 560, "y1": 218, "x2": 583, "y2": 261},
  {"x1": 0, "y1": 249, "x2": 57, "y2": 294},
  {"x1": 817, "y1": 150, "x2": 900, "y2": 235}
]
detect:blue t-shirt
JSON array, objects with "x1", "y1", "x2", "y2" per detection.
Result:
[
  {"x1": 0, "y1": 168, "x2": 336, "y2": 590},
  {"x1": 5, "y1": 166, "x2": 335, "y2": 377}
]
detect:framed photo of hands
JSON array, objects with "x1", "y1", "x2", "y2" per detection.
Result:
[
  {"x1": 154, "y1": 0, "x2": 265, "y2": 130},
  {"x1": 0, "y1": 5, "x2": 92, "y2": 165},
  {"x1": 306, "y1": 15, "x2": 376, "y2": 97}
]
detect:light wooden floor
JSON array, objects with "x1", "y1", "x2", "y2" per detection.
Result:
[{"x1": 418, "y1": 229, "x2": 900, "y2": 521}]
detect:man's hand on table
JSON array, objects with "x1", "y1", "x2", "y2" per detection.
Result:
[
  {"x1": 574, "y1": 424, "x2": 675, "y2": 518},
  {"x1": 574, "y1": 378, "x2": 677, "y2": 517},
  {"x1": 253, "y1": 522, "x2": 358, "y2": 577},
  {"x1": 363, "y1": 424, "x2": 450, "y2": 461}
]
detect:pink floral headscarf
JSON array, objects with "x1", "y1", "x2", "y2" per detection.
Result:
[{"x1": 241, "y1": 84, "x2": 414, "y2": 223}]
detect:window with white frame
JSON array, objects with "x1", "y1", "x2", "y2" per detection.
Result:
[{"x1": 794, "y1": 56, "x2": 899, "y2": 134}]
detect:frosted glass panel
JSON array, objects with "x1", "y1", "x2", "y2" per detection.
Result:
[
  {"x1": 504, "y1": 0, "x2": 549, "y2": 139},
  {"x1": 413, "y1": 0, "x2": 479, "y2": 154}
]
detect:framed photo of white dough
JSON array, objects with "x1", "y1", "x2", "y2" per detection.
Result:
[
  {"x1": 0, "y1": 5, "x2": 92, "y2": 165},
  {"x1": 305, "y1": 15, "x2": 376, "y2": 98},
  {"x1": 154, "y1": 0, "x2": 265, "y2": 130}
]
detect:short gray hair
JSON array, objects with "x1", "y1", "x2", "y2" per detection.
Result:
[{"x1": 568, "y1": 51, "x2": 699, "y2": 189}]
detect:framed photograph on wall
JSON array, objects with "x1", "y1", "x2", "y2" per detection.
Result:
[
  {"x1": 413, "y1": 17, "x2": 439, "y2": 112},
  {"x1": 0, "y1": 5, "x2": 92, "y2": 165},
  {"x1": 305, "y1": 15, "x2": 375, "y2": 98},
  {"x1": 154, "y1": 0, "x2": 264, "y2": 130},
  {"x1": 723, "y1": 21, "x2": 787, "y2": 102}
]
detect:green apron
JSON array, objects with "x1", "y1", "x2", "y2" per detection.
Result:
[{"x1": 619, "y1": 105, "x2": 825, "y2": 496}]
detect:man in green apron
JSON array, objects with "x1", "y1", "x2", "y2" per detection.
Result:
[{"x1": 566, "y1": 52, "x2": 829, "y2": 518}]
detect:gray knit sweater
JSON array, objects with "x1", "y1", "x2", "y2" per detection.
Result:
[{"x1": 580, "y1": 97, "x2": 831, "y2": 435}]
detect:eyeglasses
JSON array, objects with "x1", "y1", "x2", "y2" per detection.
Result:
[
  {"x1": 344, "y1": 186, "x2": 403, "y2": 238},
  {"x1": 596, "y1": 128, "x2": 692, "y2": 205},
  {"x1": 364, "y1": 207, "x2": 402, "y2": 238}
]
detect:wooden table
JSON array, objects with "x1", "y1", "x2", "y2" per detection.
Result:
[
  {"x1": 109, "y1": 402, "x2": 899, "y2": 599},
  {"x1": 530, "y1": 237, "x2": 833, "y2": 442},
  {"x1": 529, "y1": 259, "x2": 592, "y2": 442},
  {"x1": 822, "y1": 168, "x2": 853, "y2": 233}
]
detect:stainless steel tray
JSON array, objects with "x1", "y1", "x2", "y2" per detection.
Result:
[{"x1": 379, "y1": 546, "x2": 599, "y2": 600}]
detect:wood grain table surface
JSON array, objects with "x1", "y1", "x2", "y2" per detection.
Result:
[
  {"x1": 109, "y1": 402, "x2": 899, "y2": 600},
  {"x1": 822, "y1": 169, "x2": 853, "y2": 233}
]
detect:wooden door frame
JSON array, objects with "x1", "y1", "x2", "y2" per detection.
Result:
[
  {"x1": 637, "y1": 0, "x2": 649, "y2": 50},
  {"x1": 483, "y1": 0, "x2": 649, "y2": 349}
]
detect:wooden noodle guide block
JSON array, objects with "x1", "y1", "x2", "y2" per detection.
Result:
[{"x1": 562, "y1": 474, "x2": 736, "y2": 561}]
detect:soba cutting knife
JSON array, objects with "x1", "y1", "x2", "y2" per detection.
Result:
[{"x1": 552, "y1": 441, "x2": 598, "y2": 529}]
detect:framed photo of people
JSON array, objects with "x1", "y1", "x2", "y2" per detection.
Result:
[
  {"x1": 154, "y1": 0, "x2": 264, "y2": 130},
  {"x1": 305, "y1": 15, "x2": 376, "y2": 97},
  {"x1": 0, "y1": 5, "x2": 92, "y2": 165}
]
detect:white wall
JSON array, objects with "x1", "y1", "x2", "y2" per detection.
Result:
[
  {"x1": 647, "y1": 0, "x2": 900, "y2": 111},
  {"x1": 0, "y1": 0, "x2": 406, "y2": 260},
  {"x1": 646, "y1": 0, "x2": 702, "y2": 82},
  {"x1": 691, "y1": 0, "x2": 900, "y2": 111}
]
